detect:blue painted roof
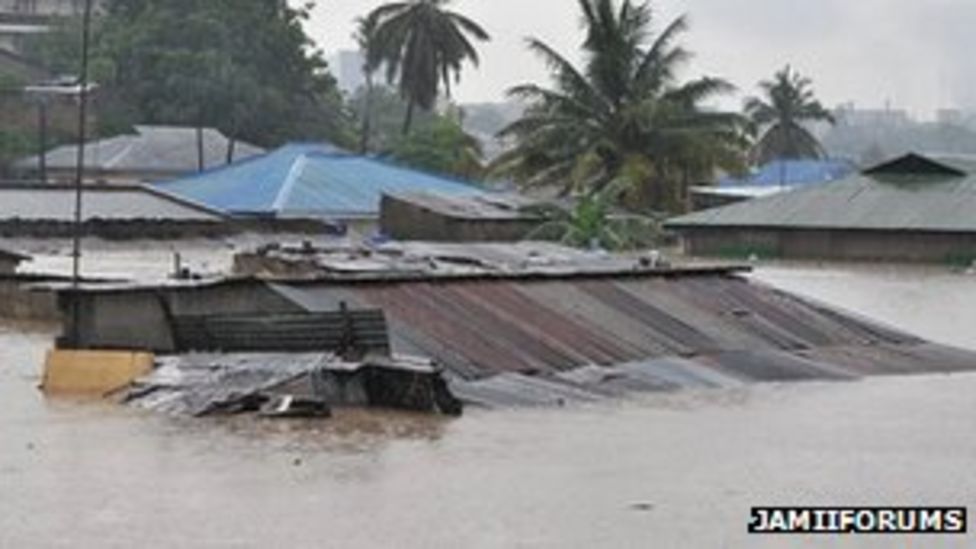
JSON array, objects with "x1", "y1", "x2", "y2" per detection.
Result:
[
  {"x1": 154, "y1": 143, "x2": 486, "y2": 218},
  {"x1": 719, "y1": 159, "x2": 855, "y2": 188}
]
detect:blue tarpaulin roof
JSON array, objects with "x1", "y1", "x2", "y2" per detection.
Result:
[
  {"x1": 154, "y1": 143, "x2": 486, "y2": 218},
  {"x1": 719, "y1": 159, "x2": 854, "y2": 188}
]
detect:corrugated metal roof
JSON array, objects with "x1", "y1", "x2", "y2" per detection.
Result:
[
  {"x1": 385, "y1": 191, "x2": 543, "y2": 220},
  {"x1": 0, "y1": 183, "x2": 224, "y2": 221},
  {"x1": 0, "y1": 246, "x2": 28, "y2": 261},
  {"x1": 154, "y1": 144, "x2": 487, "y2": 219},
  {"x1": 719, "y1": 159, "x2": 855, "y2": 188},
  {"x1": 267, "y1": 275, "x2": 949, "y2": 381},
  {"x1": 669, "y1": 153, "x2": 976, "y2": 232},
  {"x1": 15, "y1": 125, "x2": 264, "y2": 176},
  {"x1": 231, "y1": 241, "x2": 733, "y2": 283}
]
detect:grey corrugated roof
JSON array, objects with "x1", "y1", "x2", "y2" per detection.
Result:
[
  {"x1": 668, "y1": 153, "x2": 976, "y2": 232},
  {"x1": 0, "y1": 183, "x2": 225, "y2": 221},
  {"x1": 385, "y1": 191, "x2": 543, "y2": 221},
  {"x1": 0, "y1": 246, "x2": 28, "y2": 261},
  {"x1": 15, "y1": 125, "x2": 264, "y2": 177}
]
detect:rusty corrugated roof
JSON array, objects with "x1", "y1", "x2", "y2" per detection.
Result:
[{"x1": 272, "y1": 276, "x2": 976, "y2": 394}]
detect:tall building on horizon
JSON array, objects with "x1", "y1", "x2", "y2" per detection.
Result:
[
  {"x1": 328, "y1": 49, "x2": 366, "y2": 95},
  {"x1": 0, "y1": 0, "x2": 101, "y2": 53}
]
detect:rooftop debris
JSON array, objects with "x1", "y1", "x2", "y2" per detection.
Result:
[
  {"x1": 234, "y1": 240, "x2": 705, "y2": 281},
  {"x1": 124, "y1": 352, "x2": 462, "y2": 417}
]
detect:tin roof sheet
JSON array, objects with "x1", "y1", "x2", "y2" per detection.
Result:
[
  {"x1": 0, "y1": 183, "x2": 225, "y2": 221},
  {"x1": 155, "y1": 144, "x2": 487, "y2": 218},
  {"x1": 269, "y1": 275, "x2": 939, "y2": 381},
  {"x1": 16, "y1": 125, "x2": 264, "y2": 176},
  {"x1": 669, "y1": 153, "x2": 976, "y2": 232}
]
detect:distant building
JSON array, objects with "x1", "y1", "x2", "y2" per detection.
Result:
[
  {"x1": 833, "y1": 104, "x2": 910, "y2": 129},
  {"x1": 0, "y1": 0, "x2": 101, "y2": 53},
  {"x1": 667, "y1": 153, "x2": 976, "y2": 263},
  {"x1": 0, "y1": 246, "x2": 27, "y2": 273},
  {"x1": 328, "y1": 49, "x2": 386, "y2": 96},
  {"x1": 155, "y1": 143, "x2": 488, "y2": 231},
  {"x1": 329, "y1": 49, "x2": 366, "y2": 95},
  {"x1": 380, "y1": 191, "x2": 544, "y2": 242},
  {"x1": 14, "y1": 125, "x2": 265, "y2": 183},
  {"x1": 0, "y1": 181, "x2": 231, "y2": 238},
  {"x1": 689, "y1": 159, "x2": 855, "y2": 211}
]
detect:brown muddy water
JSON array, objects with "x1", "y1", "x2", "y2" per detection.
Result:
[{"x1": 2, "y1": 264, "x2": 976, "y2": 548}]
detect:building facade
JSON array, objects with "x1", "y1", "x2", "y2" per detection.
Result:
[{"x1": 0, "y1": 0, "x2": 99, "y2": 52}]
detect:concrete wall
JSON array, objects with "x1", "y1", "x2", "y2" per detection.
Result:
[
  {"x1": 0, "y1": 256, "x2": 18, "y2": 274},
  {"x1": 0, "y1": 277, "x2": 58, "y2": 320},
  {"x1": 678, "y1": 227, "x2": 976, "y2": 263},
  {"x1": 380, "y1": 194, "x2": 540, "y2": 242},
  {"x1": 64, "y1": 282, "x2": 304, "y2": 352}
]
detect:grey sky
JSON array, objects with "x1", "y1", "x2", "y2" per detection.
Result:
[{"x1": 304, "y1": 0, "x2": 976, "y2": 118}]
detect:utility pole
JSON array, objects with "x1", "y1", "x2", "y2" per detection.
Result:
[
  {"x1": 70, "y1": 0, "x2": 94, "y2": 346},
  {"x1": 38, "y1": 98, "x2": 48, "y2": 184}
]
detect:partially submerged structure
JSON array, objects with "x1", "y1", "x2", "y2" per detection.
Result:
[
  {"x1": 690, "y1": 159, "x2": 854, "y2": 211},
  {"x1": 52, "y1": 241, "x2": 976, "y2": 410},
  {"x1": 669, "y1": 153, "x2": 976, "y2": 263},
  {"x1": 14, "y1": 125, "x2": 264, "y2": 183},
  {"x1": 155, "y1": 144, "x2": 487, "y2": 229},
  {"x1": 0, "y1": 245, "x2": 26, "y2": 273},
  {"x1": 379, "y1": 191, "x2": 544, "y2": 242}
]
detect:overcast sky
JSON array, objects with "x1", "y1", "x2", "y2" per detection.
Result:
[{"x1": 303, "y1": 0, "x2": 976, "y2": 119}]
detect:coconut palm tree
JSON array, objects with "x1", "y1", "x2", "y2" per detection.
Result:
[
  {"x1": 364, "y1": 0, "x2": 490, "y2": 135},
  {"x1": 354, "y1": 16, "x2": 379, "y2": 153},
  {"x1": 744, "y1": 65, "x2": 835, "y2": 165},
  {"x1": 524, "y1": 178, "x2": 663, "y2": 251},
  {"x1": 493, "y1": 0, "x2": 748, "y2": 213}
]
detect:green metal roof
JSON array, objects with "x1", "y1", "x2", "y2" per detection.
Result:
[{"x1": 668, "y1": 153, "x2": 976, "y2": 233}]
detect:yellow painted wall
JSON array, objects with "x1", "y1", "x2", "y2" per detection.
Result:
[{"x1": 42, "y1": 350, "x2": 154, "y2": 396}]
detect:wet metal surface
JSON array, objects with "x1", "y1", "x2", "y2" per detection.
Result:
[{"x1": 274, "y1": 274, "x2": 973, "y2": 401}]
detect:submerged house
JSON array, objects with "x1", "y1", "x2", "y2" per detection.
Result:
[
  {"x1": 52, "y1": 241, "x2": 976, "y2": 410},
  {"x1": 690, "y1": 159, "x2": 855, "y2": 211},
  {"x1": 668, "y1": 153, "x2": 976, "y2": 263},
  {"x1": 0, "y1": 246, "x2": 27, "y2": 274},
  {"x1": 14, "y1": 125, "x2": 264, "y2": 183},
  {"x1": 155, "y1": 144, "x2": 488, "y2": 232}
]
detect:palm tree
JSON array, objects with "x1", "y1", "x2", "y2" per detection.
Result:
[
  {"x1": 493, "y1": 0, "x2": 747, "y2": 213},
  {"x1": 524, "y1": 179, "x2": 663, "y2": 251},
  {"x1": 365, "y1": 0, "x2": 490, "y2": 135},
  {"x1": 744, "y1": 65, "x2": 835, "y2": 165},
  {"x1": 354, "y1": 16, "x2": 379, "y2": 153}
]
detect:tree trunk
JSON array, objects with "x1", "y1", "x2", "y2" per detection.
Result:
[
  {"x1": 359, "y1": 73, "x2": 374, "y2": 154},
  {"x1": 226, "y1": 136, "x2": 236, "y2": 165},
  {"x1": 196, "y1": 123, "x2": 205, "y2": 172},
  {"x1": 402, "y1": 99, "x2": 415, "y2": 136}
]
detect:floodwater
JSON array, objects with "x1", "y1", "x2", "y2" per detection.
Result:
[{"x1": 2, "y1": 263, "x2": 975, "y2": 548}]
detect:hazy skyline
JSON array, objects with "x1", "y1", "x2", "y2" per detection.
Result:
[{"x1": 303, "y1": 0, "x2": 976, "y2": 119}]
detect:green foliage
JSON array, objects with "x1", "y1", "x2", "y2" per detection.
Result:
[
  {"x1": 391, "y1": 116, "x2": 484, "y2": 179},
  {"x1": 365, "y1": 0, "x2": 489, "y2": 134},
  {"x1": 525, "y1": 180, "x2": 663, "y2": 251},
  {"x1": 348, "y1": 84, "x2": 438, "y2": 152},
  {"x1": 0, "y1": 128, "x2": 34, "y2": 175},
  {"x1": 494, "y1": 0, "x2": 748, "y2": 214},
  {"x1": 744, "y1": 65, "x2": 835, "y2": 165},
  {"x1": 26, "y1": 0, "x2": 353, "y2": 147}
]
